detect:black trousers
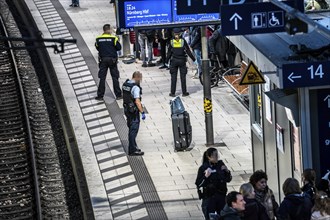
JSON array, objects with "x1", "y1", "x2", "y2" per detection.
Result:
[
  {"x1": 97, "y1": 57, "x2": 122, "y2": 98},
  {"x1": 160, "y1": 38, "x2": 168, "y2": 65},
  {"x1": 126, "y1": 112, "x2": 140, "y2": 154},
  {"x1": 170, "y1": 59, "x2": 187, "y2": 94},
  {"x1": 201, "y1": 193, "x2": 226, "y2": 220}
]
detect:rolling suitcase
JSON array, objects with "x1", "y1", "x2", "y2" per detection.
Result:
[{"x1": 171, "y1": 111, "x2": 192, "y2": 151}]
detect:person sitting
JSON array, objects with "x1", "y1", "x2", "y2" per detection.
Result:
[
  {"x1": 277, "y1": 178, "x2": 313, "y2": 220},
  {"x1": 220, "y1": 191, "x2": 246, "y2": 220}
]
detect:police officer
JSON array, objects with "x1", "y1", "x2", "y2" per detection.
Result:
[
  {"x1": 122, "y1": 71, "x2": 145, "y2": 156},
  {"x1": 95, "y1": 24, "x2": 122, "y2": 101},
  {"x1": 166, "y1": 28, "x2": 196, "y2": 97}
]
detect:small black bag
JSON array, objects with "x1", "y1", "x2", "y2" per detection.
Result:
[{"x1": 197, "y1": 188, "x2": 204, "y2": 200}]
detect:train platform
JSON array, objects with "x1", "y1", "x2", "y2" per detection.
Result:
[{"x1": 25, "y1": 0, "x2": 253, "y2": 219}]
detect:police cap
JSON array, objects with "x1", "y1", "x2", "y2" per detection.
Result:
[{"x1": 173, "y1": 28, "x2": 181, "y2": 34}]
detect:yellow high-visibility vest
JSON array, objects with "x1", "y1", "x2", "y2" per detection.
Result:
[{"x1": 171, "y1": 39, "x2": 184, "y2": 48}]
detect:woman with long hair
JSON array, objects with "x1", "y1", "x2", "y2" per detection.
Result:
[
  {"x1": 195, "y1": 147, "x2": 232, "y2": 220},
  {"x1": 301, "y1": 168, "x2": 317, "y2": 204}
]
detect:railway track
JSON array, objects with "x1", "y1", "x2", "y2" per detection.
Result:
[
  {"x1": 0, "y1": 14, "x2": 41, "y2": 219},
  {"x1": 0, "y1": 1, "x2": 69, "y2": 219}
]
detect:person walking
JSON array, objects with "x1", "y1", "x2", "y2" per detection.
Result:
[
  {"x1": 69, "y1": 0, "x2": 79, "y2": 7},
  {"x1": 301, "y1": 168, "x2": 317, "y2": 204},
  {"x1": 122, "y1": 71, "x2": 145, "y2": 156},
  {"x1": 195, "y1": 147, "x2": 232, "y2": 220},
  {"x1": 166, "y1": 28, "x2": 195, "y2": 97},
  {"x1": 95, "y1": 24, "x2": 122, "y2": 101},
  {"x1": 220, "y1": 191, "x2": 246, "y2": 220},
  {"x1": 311, "y1": 191, "x2": 330, "y2": 220},
  {"x1": 277, "y1": 178, "x2": 313, "y2": 220},
  {"x1": 239, "y1": 183, "x2": 270, "y2": 220},
  {"x1": 249, "y1": 170, "x2": 279, "y2": 220}
]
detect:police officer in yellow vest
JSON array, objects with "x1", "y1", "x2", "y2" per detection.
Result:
[
  {"x1": 166, "y1": 28, "x2": 196, "y2": 97},
  {"x1": 95, "y1": 24, "x2": 122, "y2": 101}
]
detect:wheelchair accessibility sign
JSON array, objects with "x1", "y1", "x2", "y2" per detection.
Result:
[
  {"x1": 221, "y1": 1, "x2": 303, "y2": 35},
  {"x1": 268, "y1": 11, "x2": 284, "y2": 27},
  {"x1": 252, "y1": 11, "x2": 284, "y2": 29}
]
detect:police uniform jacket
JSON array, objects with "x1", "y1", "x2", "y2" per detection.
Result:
[
  {"x1": 95, "y1": 33, "x2": 121, "y2": 58},
  {"x1": 122, "y1": 79, "x2": 142, "y2": 115},
  {"x1": 166, "y1": 38, "x2": 195, "y2": 63}
]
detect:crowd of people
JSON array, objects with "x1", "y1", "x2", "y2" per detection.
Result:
[
  {"x1": 133, "y1": 26, "x2": 238, "y2": 97},
  {"x1": 196, "y1": 148, "x2": 330, "y2": 220},
  {"x1": 135, "y1": 26, "x2": 237, "y2": 73}
]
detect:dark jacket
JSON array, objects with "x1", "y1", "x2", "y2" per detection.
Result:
[
  {"x1": 277, "y1": 194, "x2": 313, "y2": 220},
  {"x1": 255, "y1": 187, "x2": 279, "y2": 220},
  {"x1": 301, "y1": 182, "x2": 316, "y2": 204},
  {"x1": 140, "y1": 30, "x2": 156, "y2": 43},
  {"x1": 317, "y1": 179, "x2": 330, "y2": 197},
  {"x1": 195, "y1": 160, "x2": 232, "y2": 198},
  {"x1": 166, "y1": 38, "x2": 195, "y2": 63},
  {"x1": 190, "y1": 27, "x2": 201, "y2": 50},
  {"x1": 242, "y1": 197, "x2": 270, "y2": 220},
  {"x1": 220, "y1": 204, "x2": 242, "y2": 220},
  {"x1": 95, "y1": 33, "x2": 121, "y2": 58},
  {"x1": 122, "y1": 80, "x2": 141, "y2": 117},
  {"x1": 209, "y1": 29, "x2": 228, "y2": 61},
  {"x1": 156, "y1": 29, "x2": 172, "y2": 40}
]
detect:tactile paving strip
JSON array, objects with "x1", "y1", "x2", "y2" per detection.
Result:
[{"x1": 31, "y1": 0, "x2": 167, "y2": 219}]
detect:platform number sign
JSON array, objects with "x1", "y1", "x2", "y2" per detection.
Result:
[
  {"x1": 282, "y1": 61, "x2": 330, "y2": 89},
  {"x1": 308, "y1": 64, "x2": 324, "y2": 79}
]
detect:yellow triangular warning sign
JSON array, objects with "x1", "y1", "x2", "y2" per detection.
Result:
[{"x1": 239, "y1": 61, "x2": 266, "y2": 85}]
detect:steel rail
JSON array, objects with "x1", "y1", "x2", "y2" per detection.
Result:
[{"x1": 0, "y1": 15, "x2": 42, "y2": 220}]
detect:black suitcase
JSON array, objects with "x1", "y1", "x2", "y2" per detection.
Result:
[{"x1": 171, "y1": 111, "x2": 192, "y2": 151}]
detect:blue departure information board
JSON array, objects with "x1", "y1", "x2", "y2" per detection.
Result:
[
  {"x1": 172, "y1": 0, "x2": 219, "y2": 22},
  {"x1": 124, "y1": 0, "x2": 172, "y2": 28},
  {"x1": 117, "y1": 0, "x2": 220, "y2": 29}
]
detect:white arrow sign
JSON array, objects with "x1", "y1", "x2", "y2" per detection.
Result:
[
  {"x1": 229, "y1": 13, "x2": 242, "y2": 30},
  {"x1": 288, "y1": 72, "x2": 302, "y2": 83}
]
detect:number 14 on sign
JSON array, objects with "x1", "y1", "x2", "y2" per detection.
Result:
[
  {"x1": 308, "y1": 64, "x2": 324, "y2": 79},
  {"x1": 282, "y1": 61, "x2": 330, "y2": 88}
]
